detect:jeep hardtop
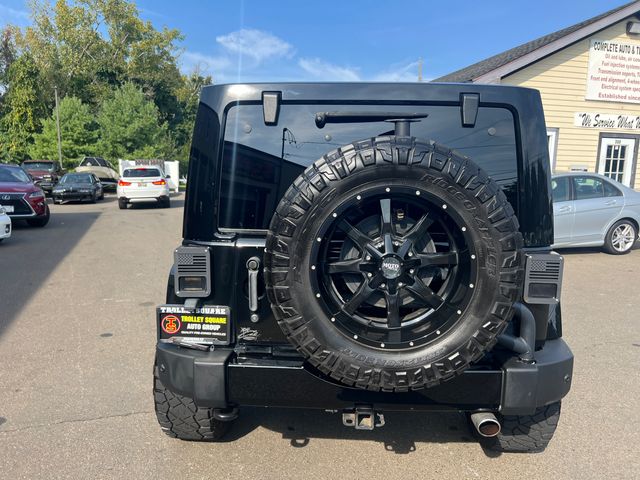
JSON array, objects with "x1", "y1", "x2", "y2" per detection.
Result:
[{"x1": 154, "y1": 82, "x2": 573, "y2": 452}]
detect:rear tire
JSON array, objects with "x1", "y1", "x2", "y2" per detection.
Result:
[
  {"x1": 118, "y1": 198, "x2": 127, "y2": 210},
  {"x1": 159, "y1": 196, "x2": 170, "y2": 208},
  {"x1": 482, "y1": 402, "x2": 561, "y2": 453},
  {"x1": 153, "y1": 368, "x2": 232, "y2": 441},
  {"x1": 603, "y1": 220, "x2": 637, "y2": 254}
]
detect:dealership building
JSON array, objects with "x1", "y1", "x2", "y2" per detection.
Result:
[{"x1": 436, "y1": 1, "x2": 640, "y2": 189}]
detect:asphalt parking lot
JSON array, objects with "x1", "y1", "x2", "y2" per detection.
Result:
[{"x1": 0, "y1": 195, "x2": 639, "y2": 480}]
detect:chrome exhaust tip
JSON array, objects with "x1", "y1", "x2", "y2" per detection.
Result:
[{"x1": 470, "y1": 412, "x2": 501, "y2": 438}]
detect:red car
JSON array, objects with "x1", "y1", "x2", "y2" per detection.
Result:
[{"x1": 0, "y1": 164, "x2": 50, "y2": 227}]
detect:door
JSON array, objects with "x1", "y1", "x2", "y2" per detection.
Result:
[
  {"x1": 551, "y1": 176, "x2": 573, "y2": 245},
  {"x1": 571, "y1": 175, "x2": 623, "y2": 244},
  {"x1": 598, "y1": 138, "x2": 636, "y2": 187}
]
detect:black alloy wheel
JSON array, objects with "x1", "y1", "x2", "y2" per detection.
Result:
[{"x1": 311, "y1": 187, "x2": 476, "y2": 350}]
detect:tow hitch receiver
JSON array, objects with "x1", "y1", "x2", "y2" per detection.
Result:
[{"x1": 342, "y1": 406, "x2": 385, "y2": 430}]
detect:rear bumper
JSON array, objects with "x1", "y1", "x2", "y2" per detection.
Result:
[
  {"x1": 118, "y1": 186, "x2": 169, "y2": 200},
  {"x1": 155, "y1": 338, "x2": 573, "y2": 415}
]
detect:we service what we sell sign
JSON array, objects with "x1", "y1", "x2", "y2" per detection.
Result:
[
  {"x1": 574, "y1": 112, "x2": 640, "y2": 130},
  {"x1": 586, "y1": 39, "x2": 640, "y2": 104}
]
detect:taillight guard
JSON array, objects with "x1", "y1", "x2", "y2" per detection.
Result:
[
  {"x1": 174, "y1": 246, "x2": 211, "y2": 297},
  {"x1": 523, "y1": 253, "x2": 564, "y2": 304}
]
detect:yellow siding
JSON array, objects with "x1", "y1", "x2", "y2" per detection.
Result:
[{"x1": 503, "y1": 21, "x2": 640, "y2": 189}]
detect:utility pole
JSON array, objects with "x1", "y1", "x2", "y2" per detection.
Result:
[
  {"x1": 418, "y1": 57, "x2": 423, "y2": 82},
  {"x1": 54, "y1": 86, "x2": 63, "y2": 164}
]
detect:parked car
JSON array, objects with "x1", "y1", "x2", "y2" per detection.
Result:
[
  {"x1": 552, "y1": 172, "x2": 640, "y2": 254},
  {"x1": 0, "y1": 205, "x2": 11, "y2": 243},
  {"x1": 75, "y1": 156, "x2": 119, "y2": 190},
  {"x1": 152, "y1": 83, "x2": 572, "y2": 453},
  {"x1": 20, "y1": 160, "x2": 65, "y2": 194},
  {"x1": 117, "y1": 167, "x2": 170, "y2": 209},
  {"x1": 52, "y1": 173, "x2": 104, "y2": 204},
  {"x1": 0, "y1": 164, "x2": 50, "y2": 227}
]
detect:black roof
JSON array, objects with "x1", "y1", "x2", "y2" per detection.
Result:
[{"x1": 434, "y1": 1, "x2": 638, "y2": 83}]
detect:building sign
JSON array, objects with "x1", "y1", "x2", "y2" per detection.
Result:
[
  {"x1": 586, "y1": 39, "x2": 640, "y2": 104},
  {"x1": 574, "y1": 112, "x2": 640, "y2": 130}
]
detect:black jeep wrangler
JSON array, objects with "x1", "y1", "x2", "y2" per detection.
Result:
[{"x1": 154, "y1": 83, "x2": 573, "y2": 453}]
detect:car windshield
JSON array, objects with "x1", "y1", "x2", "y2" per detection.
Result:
[
  {"x1": 23, "y1": 162, "x2": 54, "y2": 171},
  {"x1": 60, "y1": 174, "x2": 92, "y2": 184},
  {"x1": 123, "y1": 168, "x2": 161, "y2": 178},
  {"x1": 0, "y1": 166, "x2": 31, "y2": 183}
]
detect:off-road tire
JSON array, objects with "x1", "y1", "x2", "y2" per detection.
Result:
[
  {"x1": 118, "y1": 198, "x2": 127, "y2": 210},
  {"x1": 484, "y1": 402, "x2": 561, "y2": 453},
  {"x1": 27, "y1": 205, "x2": 50, "y2": 227},
  {"x1": 153, "y1": 368, "x2": 231, "y2": 441},
  {"x1": 264, "y1": 136, "x2": 524, "y2": 392},
  {"x1": 603, "y1": 219, "x2": 637, "y2": 255}
]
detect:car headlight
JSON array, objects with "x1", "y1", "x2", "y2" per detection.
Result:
[
  {"x1": 0, "y1": 206, "x2": 5, "y2": 215},
  {"x1": 28, "y1": 190, "x2": 45, "y2": 199}
]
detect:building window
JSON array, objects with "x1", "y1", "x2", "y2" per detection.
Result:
[
  {"x1": 598, "y1": 137, "x2": 636, "y2": 187},
  {"x1": 547, "y1": 128, "x2": 558, "y2": 171}
]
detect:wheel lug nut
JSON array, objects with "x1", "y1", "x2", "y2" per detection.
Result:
[
  {"x1": 380, "y1": 283, "x2": 386, "y2": 288},
  {"x1": 409, "y1": 269, "x2": 415, "y2": 274},
  {"x1": 398, "y1": 282, "x2": 404, "y2": 287},
  {"x1": 365, "y1": 255, "x2": 371, "y2": 261},
  {"x1": 408, "y1": 252, "x2": 413, "y2": 257},
  {"x1": 367, "y1": 272, "x2": 373, "y2": 277}
]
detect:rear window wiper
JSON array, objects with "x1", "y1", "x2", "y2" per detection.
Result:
[{"x1": 314, "y1": 111, "x2": 428, "y2": 136}]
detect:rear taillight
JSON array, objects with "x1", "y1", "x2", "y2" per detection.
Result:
[
  {"x1": 152, "y1": 179, "x2": 166, "y2": 185},
  {"x1": 118, "y1": 180, "x2": 131, "y2": 186}
]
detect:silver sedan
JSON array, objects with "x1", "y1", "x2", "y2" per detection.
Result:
[{"x1": 552, "y1": 173, "x2": 640, "y2": 254}]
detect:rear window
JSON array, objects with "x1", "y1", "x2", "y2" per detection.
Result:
[
  {"x1": 219, "y1": 103, "x2": 519, "y2": 230},
  {"x1": 123, "y1": 168, "x2": 161, "y2": 178}
]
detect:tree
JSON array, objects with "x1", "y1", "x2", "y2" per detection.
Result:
[
  {"x1": 97, "y1": 82, "x2": 170, "y2": 161},
  {"x1": 19, "y1": 0, "x2": 183, "y2": 118},
  {"x1": 30, "y1": 96, "x2": 97, "y2": 165},
  {"x1": 173, "y1": 69, "x2": 212, "y2": 173},
  {"x1": 0, "y1": 54, "x2": 46, "y2": 162},
  {"x1": 0, "y1": 27, "x2": 18, "y2": 105}
]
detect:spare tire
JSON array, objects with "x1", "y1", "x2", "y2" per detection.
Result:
[{"x1": 264, "y1": 136, "x2": 524, "y2": 391}]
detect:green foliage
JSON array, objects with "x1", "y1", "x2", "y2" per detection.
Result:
[
  {"x1": 0, "y1": 0, "x2": 213, "y2": 166},
  {"x1": 0, "y1": 54, "x2": 46, "y2": 162},
  {"x1": 97, "y1": 82, "x2": 170, "y2": 160},
  {"x1": 30, "y1": 96, "x2": 97, "y2": 165}
]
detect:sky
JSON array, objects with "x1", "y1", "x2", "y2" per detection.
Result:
[{"x1": 0, "y1": 0, "x2": 634, "y2": 83}]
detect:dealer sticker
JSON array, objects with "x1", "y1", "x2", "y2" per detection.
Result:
[{"x1": 157, "y1": 305, "x2": 230, "y2": 345}]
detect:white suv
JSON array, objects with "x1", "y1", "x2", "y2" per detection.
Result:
[
  {"x1": 0, "y1": 206, "x2": 11, "y2": 243},
  {"x1": 117, "y1": 167, "x2": 171, "y2": 209}
]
